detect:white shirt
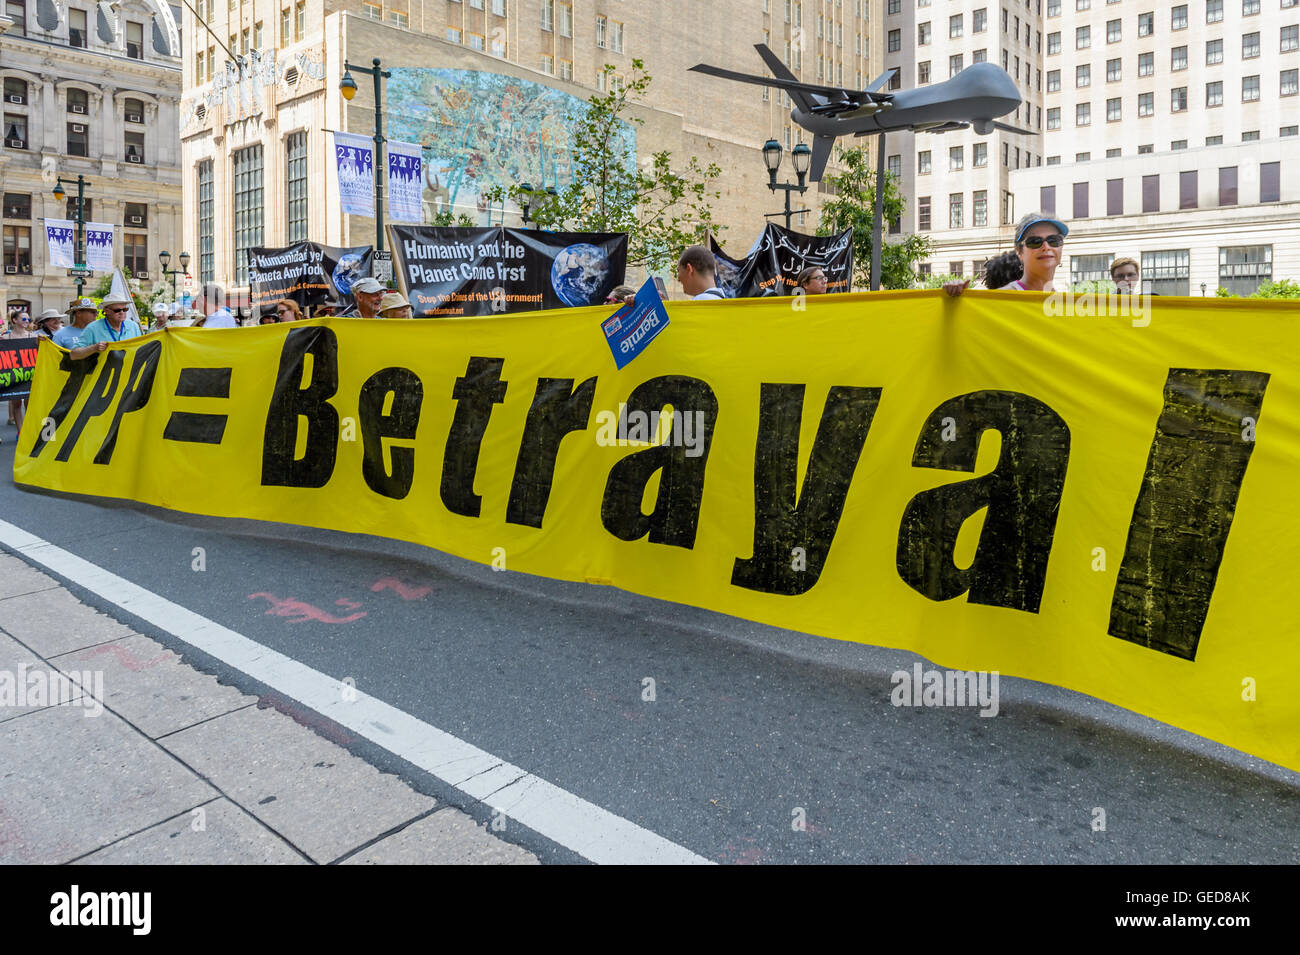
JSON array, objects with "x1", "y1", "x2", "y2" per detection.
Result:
[
  {"x1": 693, "y1": 287, "x2": 727, "y2": 300},
  {"x1": 203, "y1": 307, "x2": 238, "y2": 328}
]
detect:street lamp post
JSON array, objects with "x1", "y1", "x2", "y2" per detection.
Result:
[
  {"x1": 761, "y1": 140, "x2": 812, "y2": 230},
  {"x1": 52, "y1": 175, "x2": 91, "y2": 298},
  {"x1": 339, "y1": 58, "x2": 392, "y2": 254},
  {"x1": 518, "y1": 183, "x2": 559, "y2": 229},
  {"x1": 158, "y1": 250, "x2": 191, "y2": 304}
]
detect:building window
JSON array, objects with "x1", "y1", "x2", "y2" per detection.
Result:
[
  {"x1": 2, "y1": 225, "x2": 32, "y2": 274},
  {"x1": 974, "y1": 8, "x2": 987, "y2": 32},
  {"x1": 493, "y1": 0, "x2": 506, "y2": 14},
  {"x1": 1077, "y1": 102, "x2": 1091, "y2": 124},
  {"x1": 1048, "y1": 31, "x2": 1061, "y2": 54},
  {"x1": 1260, "y1": 161, "x2": 1280, "y2": 202},
  {"x1": 1002, "y1": 189, "x2": 1014, "y2": 225},
  {"x1": 1243, "y1": 75, "x2": 1260, "y2": 101},
  {"x1": 950, "y1": 54, "x2": 964, "y2": 77},
  {"x1": 1207, "y1": 80, "x2": 1223, "y2": 106},
  {"x1": 918, "y1": 61, "x2": 931, "y2": 84},
  {"x1": 1107, "y1": 19, "x2": 1121, "y2": 43},
  {"x1": 1077, "y1": 64, "x2": 1090, "y2": 87},
  {"x1": 4, "y1": 113, "x2": 27, "y2": 149},
  {"x1": 362, "y1": 2, "x2": 380, "y2": 19},
  {"x1": 919, "y1": 21, "x2": 931, "y2": 45},
  {"x1": 1172, "y1": 46, "x2": 1187, "y2": 71},
  {"x1": 1243, "y1": 32, "x2": 1260, "y2": 58},
  {"x1": 65, "y1": 87, "x2": 88, "y2": 116},
  {"x1": 918, "y1": 196, "x2": 931, "y2": 231},
  {"x1": 233, "y1": 145, "x2": 264, "y2": 286},
  {"x1": 1105, "y1": 178, "x2": 1123, "y2": 216},
  {"x1": 610, "y1": 20, "x2": 623, "y2": 52},
  {"x1": 1047, "y1": 106, "x2": 1061, "y2": 129},
  {"x1": 949, "y1": 146, "x2": 964, "y2": 170},
  {"x1": 296, "y1": 1, "x2": 305, "y2": 38},
  {"x1": 1219, "y1": 246, "x2": 1271, "y2": 295},
  {"x1": 950, "y1": 14, "x2": 963, "y2": 37},
  {"x1": 918, "y1": 150, "x2": 931, "y2": 174},
  {"x1": 124, "y1": 232, "x2": 148, "y2": 276},
  {"x1": 124, "y1": 98, "x2": 144, "y2": 124},
  {"x1": 1138, "y1": 12, "x2": 1153, "y2": 37},
  {"x1": 973, "y1": 190, "x2": 987, "y2": 227},
  {"x1": 1107, "y1": 96, "x2": 1121, "y2": 120},
  {"x1": 887, "y1": 28, "x2": 899, "y2": 51},
  {"x1": 1171, "y1": 140, "x2": 1187, "y2": 150},
  {"x1": 1283, "y1": 125, "x2": 1299, "y2": 136},
  {"x1": 974, "y1": 142, "x2": 988, "y2": 167},
  {"x1": 560, "y1": 59, "x2": 572, "y2": 80},
  {"x1": 541, "y1": 0, "x2": 553, "y2": 30},
  {"x1": 447, "y1": 27, "x2": 461, "y2": 42},
  {"x1": 1138, "y1": 143, "x2": 1154, "y2": 154},
  {"x1": 122, "y1": 202, "x2": 147, "y2": 230},
  {"x1": 1171, "y1": 87, "x2": 1187, "y2": 110},
  {"x1": 1207, "y1": 0, "x2": 1223, "y2": 22},
  {"x1": 1138, "y1": 52, "x2": 1154, "y2": 76},
  {"x1": 66, "y1": 121, "x2": 89, "y2": 156},
  {"x1": 1206, "y1": 134, "x2": 1223, "y2": 144},
  {"x1": 1073, "y1": 181, "x2": 1089, "y2": 218},
  {"x1": 887, "y1": 155, "x2": 901, "y2": 179},
  {"x1": 1283, "y1": 69, "x2": 1300, "y2": 96},
  {"x1": 1219, "y1": 165, "x2": 1238, "y2": 205},
  {"x1": 389, "y1": 10, "x2": 408, "y2": 27},
  {"x1": 1076, "y1": 25, "x2": 1090, "y2": 48},
  {"x1": 1207, "y1": 39, "x2": 1223, "y2": 65},
  {"x1": 1077, "y1": 151, "x2": 1092, "y2": 162},
  {"x1": 918, "y1": 263, "x2": 932, "y2": 278},
  {"x1": 69, "y1": 8, "x2": 87, "y2": 47},
  {"x1": 468, "y1": 33, "x2": 485, "y2": 51},
  {"x1": 1106, "y1": 58, "x2": 1121, "y2": 82},
  {"x1": 1107, "y1": 148, "x2": 1122, "y2": 157},
  {"x1": 1077, "y1": 0, "x2": 1091, "y2": 9},
  {"x1": 1071, "y1": 253, "x2": 1113, "y2": 285},
  {"x1": 1242, "y1": 129, "x2": 1259, "y2": 141},
  {"x1": 1041, "y1": 184, "x2": 1057, "y2": 216},
  {"x1": 1047, "y1": 156, "x2": 1061, "y2": 166},
  {"x1": 65, "y1": 197, "x2": 91, "y2": 220},
  {"x1": 124, "y1": 130, "x2": 144, "y2": 163},
  {"x1": 286, "y1": 131, "x2": 307, "y2": 242},
  {"x1": 949, "y1": 193, "x2": 963, "y2": 229},
  {"x1": 541, "y1": 55, "x2": 554, "y2": 75},
  {"x1": 1172, "y1": 4, "x2": 1187, "y2": 29},
  {"x1": 126, "y1": 20, "x2": 143, "y2": 58},
  {"x1": 558, "y1": 3, "x2": 571, "y2": 37},
  {"x1": 1284, "y1": 25, "x2": 1299, "y2": 53},
  {"x1": 1048, "y1": 0, "x2": 1060, "y2": 15},
  {"x1": 1144, "y1": 176, "x2": 1164, "y2": 214},
  {"x1": 2, "y1": 193, "x2": 30, "y2": 219},
  {"x1": 1047, "y1": 69, "x2": 1060, "y2": 91},
  {"x1": 197, "y1": 162, "x2": 213, "y2": 281},
  {"x1": 1143, "y1": 250, "x2": 1190, "y2": 295},
  {"x1": 887, "y1": 0, "x2": 900, "y2": 13},
  {"x1": 1242, "y1": 0, "x2": 1259, "y2": 13}
]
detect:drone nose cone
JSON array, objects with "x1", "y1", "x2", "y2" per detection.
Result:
[{"x1": 973, "y1": 119, "x2": 994, "y2": 135}]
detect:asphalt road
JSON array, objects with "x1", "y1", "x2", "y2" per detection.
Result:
[{"x1": 3, "y1": 437, "x2": 1298, "y2": 864}]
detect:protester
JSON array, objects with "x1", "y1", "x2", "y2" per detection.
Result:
[
  {"x1": 1110, "y1": 257, "x2": 1141, "y2": 294},
  {"x1": 677, "y1": 245, "x2": 727, "y2": 300},
  {"x1": 605, "y1": 285, "x2": 636, "y2": 305},
  {"x1": 69, "y1": 294, "x2": 143, "y2": 359},
  {"x1": 340, "y1": 278, "x2": 386, "y2": 317},
  {"x1": 981, "y1": 251, "x2": 1023, "y2": 290},
  {"x1": 313, "y1": 299, "x2": 341, "y2": 317},
  {"x1": 274, "y1": 299, "x2": 303, "y2": 322},
  {"x1": 258, "y1": 307, "x2": 279, "y2": 325},
  {"x1": 3, "y1": 310, "x2": 36, "y2": 435},
  {"x1": 198, "y1": 283, "x2": 238, "y2": 328},
  {"x1": 944, "y1": 213, "x2": 1067, "y2": 295},
  {"x1": 54, "y1": 298, "x2": 98, "y2": 348},
  {"x1": 150, "y1": 301, "x2": 172, "y2": 331},
  {"x1": 33, "y1": 309, "x2": 63, "y2": 339},
  {"x1": 795, "y1": 266, "x2": 829, "y2": 295},
  {"x1": 378, "y1": 292, "x2": 413, "y2": 319}
]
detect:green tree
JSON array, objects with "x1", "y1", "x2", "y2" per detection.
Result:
[
  {"x1": 486, "y1": 59, "x2": 723, "y2": 273},
  {"x1": 816, "y1": 145, "x2": 930, "y2": 290},
  {"x1": 917, "y1": 272, "x2": 964, "y2": 289},
  {"x1": 91, "y1": 266, "x2": 170, "y2": 320},
  {"x1": 429, "y1": 209, "x2": 476, "y2": 228},
  {"x1": 1251, "y1": 278, "x2": 1300, "y2": 299}
]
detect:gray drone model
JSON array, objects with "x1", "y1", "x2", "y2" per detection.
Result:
[{"x1": 690, "y1": 44, "x2": 1032, "y2": 182}]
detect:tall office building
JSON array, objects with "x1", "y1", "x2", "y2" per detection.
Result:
[
  {"x1": 0, "y1": 2, "x2": 183, "y2": 316},
  {"x1": 179, "y1": 1, "x2": 879, "y2": 301},
  {"x1": 887, "y1": 0, "x2": 1299, "y2": 293}
]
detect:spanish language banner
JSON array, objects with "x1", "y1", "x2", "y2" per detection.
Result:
[
  {"x1": 712, "y1": 224, "x2": 854, "y2": 296},
  {"x1": 389, "y1": 225, "x2": 627, "y2": 316},
  {"x1": 12, "y1": 292, "x2": 1300, "y2": 771},
  {"x1": 247, "y1": 242, "x2": 375, "y2": 309},
  {"x1": 0, "y1": 338, "x2": 37, "y2": 400}
]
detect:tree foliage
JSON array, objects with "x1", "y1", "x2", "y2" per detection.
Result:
[
  {"x1": 486, "y1": 59, "x2": 723, "y2": 272},
  {"x1": 1250, "y1": 278, "x2": 1300, "y2": 299},
  {"x1": 816, "y1": 145, "x2": 930, "y2": 290},
  {"x1": 91, "y1": 266, "x2": 170, "y2": 318}
]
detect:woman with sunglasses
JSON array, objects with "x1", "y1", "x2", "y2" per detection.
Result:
[
  {"x1": 274, "y1": 299, "x2": 303, "y2": 322},
  {"x1": 4, "y1": 309, "x2": 37, "y2": 436},
  {"x1": 944, "y1": 213, "x2": 1068, "y2": 295}
]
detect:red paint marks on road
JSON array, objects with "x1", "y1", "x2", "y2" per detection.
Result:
[
  {"x1": 334, "y1": 597, "x2": 363, "y2": 611},
  {"x1": 247, "y1": 593, "x2": 367, "y2": 624},
  {"x1": 370, "y1": 577, "x2": 432, "y2": 600},
  {"x1": 81, "y1": 643, "x2": 175, "y2": 671}
]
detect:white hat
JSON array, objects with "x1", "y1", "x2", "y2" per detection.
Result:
[
  {"x1": 152, "y1": 301, "x2": 171, "y2": 316},
  {"x1": 66, "y1": 296, "x2": 98, "y2": 315},
  {"x1": 351, "y1": 277, "x2": 385, "y2": 294},
  {"x1": 36, "y1": 308, "x2": 64, "y2": 322},
  {"x1": 98, "y1": 293, "x2": 133, "y2": 308}
]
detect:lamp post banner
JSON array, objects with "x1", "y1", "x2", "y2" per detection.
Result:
[
  {"x1": 390, "y1": 225, "x2": 627, "y2": 315},
  {"x1": 247, "y1": 242, "x2": 375, "y2": 308},
  {"x1": 712, "y1": 224, "x2": 854, "y2": 297},
  {"x1": 44, "y1": 219, "x2": 75, "y2": 269},
  {"x1": 334, "y1": 131, "x2": 375, "y2": 218},
  {"x1": 84, "y1": 222, "x2": 115, "y2": 271},
  {"x1": 387, "y1": 140, "x2": 423, "y2": 224},
  {"x1": 11, "y1": 291, "x2": 1300, "y2": 773}
]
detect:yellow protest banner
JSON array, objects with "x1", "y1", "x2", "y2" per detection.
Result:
[{"x1": 13, "y1": 291, "x2": 1300, "y2": 771}]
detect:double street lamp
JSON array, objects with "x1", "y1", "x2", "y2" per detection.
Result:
[
  {"x1": 761, "y1": 139, "x2": 812, "y2": 230},
  {"x1": 158, "y1": 250, "x2": 191, "y2": 304},
  {"x1": 518, "y1": 183, "x2": 559, "y2": 229},
  {"x1": 51, "y1": 174, "x2": 92, "y2": 297},
  {"x1": 339, "y1": 58, "x2": 392, "y2": 255}
]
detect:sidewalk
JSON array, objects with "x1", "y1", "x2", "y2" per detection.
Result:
[{"x1": 0, "y1": 553, "x2": 536, "y2": 865}]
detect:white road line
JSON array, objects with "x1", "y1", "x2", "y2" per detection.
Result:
[{"x1": 0, "y1": 519, "x2": 712, "y2": 865}]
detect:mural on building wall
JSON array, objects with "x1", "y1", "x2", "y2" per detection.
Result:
[
  {"x1": 180, "y1": 46, "x2": 324, "y2": 132},
  {"x1": 386, "y1": 68, "x2": 636, "y2": 227}
]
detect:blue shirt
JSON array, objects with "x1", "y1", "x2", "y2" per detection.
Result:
[
  {"x1": 75, "y1": 317, "x2": 143, "y2": 346},
  {"x1": 52, "y1": 325, "x2": 84, "y2": 349}
]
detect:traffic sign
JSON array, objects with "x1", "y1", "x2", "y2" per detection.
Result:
[
  {"x1": 372, "y1": 250, "x2": 393, "y2": 284},
  {"x1": 66, "y1": 266, "x2": 93, "y2": 278}
]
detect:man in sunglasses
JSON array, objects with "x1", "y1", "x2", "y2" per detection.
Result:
[
  {"x1": 944, "y1": 213, "x2": 1068, "y2": 295},
  {"x1": 68, "y1": 294, "x2": 142, "y2": 360}
]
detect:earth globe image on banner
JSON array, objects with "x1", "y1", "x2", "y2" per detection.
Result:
[
  {"x1": 551, "y1": 243, "x2": 611, "y2": 307},
  {"x1": 332, "y1": 253, "x2": 368, "y2": 295}
]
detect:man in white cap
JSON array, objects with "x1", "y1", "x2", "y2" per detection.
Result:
[
  {"x1": 199, "y1": 282, "x2": 238, "y2": 328},
  {"x1": 339, "y1": 277, "x2": 386, "y2": 318},
  {"x1": 69, "y1": 293, "x2": 142, "y2": 359},
  {"x1": 150, "y1": 301, "x2": 172, "y2": 331},
  {"x1": 53, "y1": 297, "x2": 100, "y2": 349}
]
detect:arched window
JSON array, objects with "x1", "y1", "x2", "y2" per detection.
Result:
[{"x1": 124, "y1": 98, "x2": 144, "y2": 123}]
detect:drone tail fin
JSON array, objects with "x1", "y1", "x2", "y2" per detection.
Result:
[
  {"x1": 808, "y1": 134, "x2": 836, "y2": 183},
  {"x1": 753, "y1": 43, "x2": 815, "y2": 112}
]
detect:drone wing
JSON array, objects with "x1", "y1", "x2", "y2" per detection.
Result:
[{"x1": 990, "y1": 120, "x2": 1037, "y2": 136}]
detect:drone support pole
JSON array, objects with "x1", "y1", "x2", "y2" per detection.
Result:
[{"x1": 871, "y1": 133, "x2": 885, "y2": 291}]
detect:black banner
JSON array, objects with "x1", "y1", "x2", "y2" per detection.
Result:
[
  {"x1": 712, "y1": 224, "x2": 854, "y2": 297},
  {"x1": 389, "y1": 226, "x2": 627, "y2": 316},
  {"x1": 247, "y1": 243, "x2": 375, "y2": 309},
  {"x1": 0, "y1": 338, "x2": 38, "y2": 399}
]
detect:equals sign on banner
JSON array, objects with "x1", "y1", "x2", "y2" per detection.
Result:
[{"x1": 163, "y1": 367, "x2": 233, "y2": 444}]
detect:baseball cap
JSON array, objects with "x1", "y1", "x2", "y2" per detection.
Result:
[
  {"x1": 1014, "y1": 213, "x2": 1069, "y2": 245},
  {"x1": 352, "y1": 277, "x2": 385, "y2": 294}
]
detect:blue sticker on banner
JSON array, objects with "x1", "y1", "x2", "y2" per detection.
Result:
[{"x1": 602, "y1": 279, "x2": 670, "y2": 369}]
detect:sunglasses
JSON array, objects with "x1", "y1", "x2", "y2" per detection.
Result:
[
  {"x1": 1020, "y1": 234, "x2": 1064, "y2": 249},
  {"x1": 107, "y1": 307, "x2": 130, "y2": 313}
]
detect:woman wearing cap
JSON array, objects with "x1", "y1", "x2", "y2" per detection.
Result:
[
  {"x1": 378, "y1": 292, "x2": 414, "y2": 319},
  {"x1": 4, "y1": 309, "x2": 36, "y2": 435},
  {"x1": 944, "y1": 213, "x2": 1068, "y2": 295}
]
